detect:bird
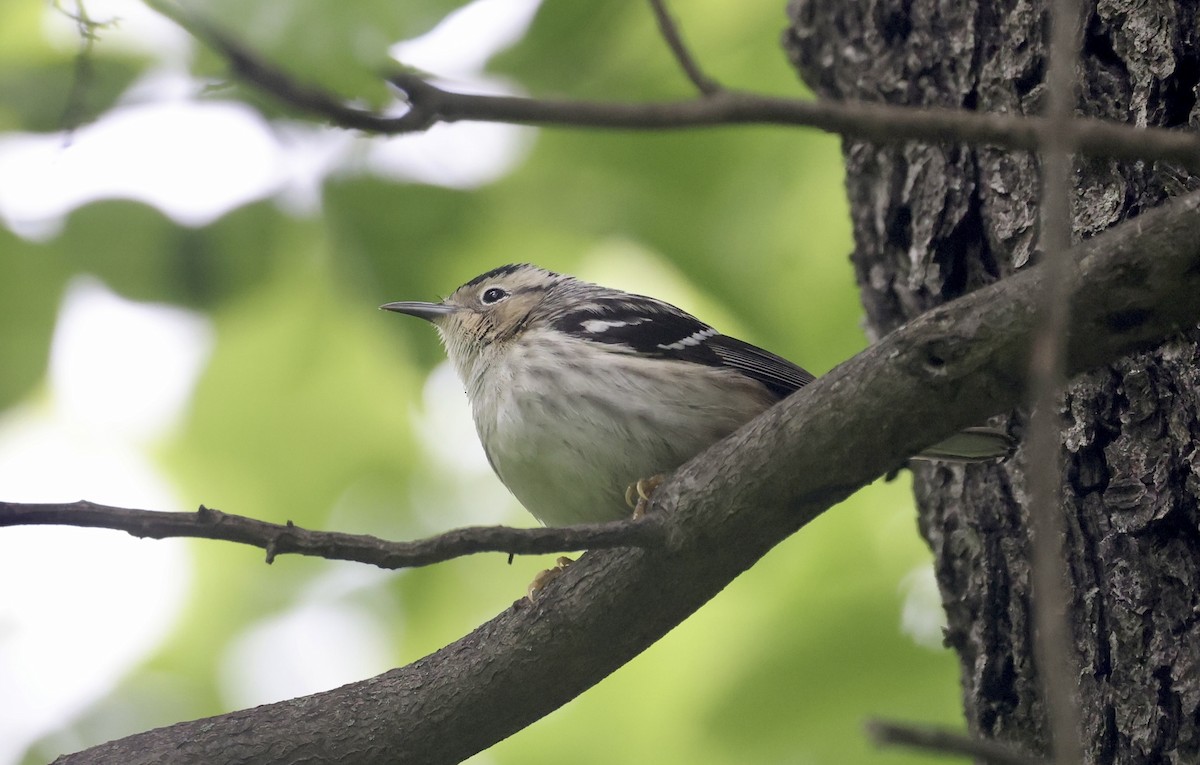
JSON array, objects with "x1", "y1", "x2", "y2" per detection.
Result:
[{"x1": 382, "y1": 263, "x2": 1012, "y2": 528}]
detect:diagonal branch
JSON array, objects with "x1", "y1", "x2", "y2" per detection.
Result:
[
  {"x1": 646, "y1": 0, "x2": 723, "y2": 95},
  {"x1": 867, "y1": 720, "x2": 1048, "y2": 765},
  {"x1": 144, "y1": 1, "x2": 1200, "y2": 171},
  {"x1": 54, "y1": 185, "x2": 1200, "y2": 765},
  {"x1": 0, "y1": 501, "x2": 663, "y2": 568},
  {"x1": 145, "y1": 0, "x2": 394, "y2": 133}
]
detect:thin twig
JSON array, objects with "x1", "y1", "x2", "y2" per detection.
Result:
[
  {"x1": 55, "y1": 0, "x2": 115, "y2": 133},
  {"x1": 1027, "y1": 0, "x2": 1086, "y2": 759},
  {"x1": 141, "y1": 1, "x2": 1200, "y2": 172},
  {"x1": 867, "y1": 720, "x2": 1048, "y2": 765},
  {"x1": 0, "y1": 501, "x2": 665, "y2": 568},
  {"x1": 646, "y1": 0, "x2": 723, "y2": 95}
]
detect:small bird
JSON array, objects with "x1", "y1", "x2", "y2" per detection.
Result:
[{"x1": 383, "y1": 264, "x2": 1011, "y2": 527}]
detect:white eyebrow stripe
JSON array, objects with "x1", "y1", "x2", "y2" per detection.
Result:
[
  {"x1": 580, "y1": 318, "x2": 647, "y2": 333},
  {"x1": 657, "y1": 327, "x2": 717, "y2": 351}
]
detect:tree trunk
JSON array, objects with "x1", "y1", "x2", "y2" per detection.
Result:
[{"x1": 785, "y1": 0, "x2": 1200, "y2": 762}]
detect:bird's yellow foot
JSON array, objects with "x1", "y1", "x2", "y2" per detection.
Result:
[
  {"x1": 624, "y1": 474, "x2": 665, "y2": 519},
  {"x1": 526, "y1": 556, "x2": 574, "y2": 601}
]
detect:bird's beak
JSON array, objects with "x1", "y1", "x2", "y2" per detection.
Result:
[{"x1": 380, "y1": 301, "x2": 458, "y2": 323}]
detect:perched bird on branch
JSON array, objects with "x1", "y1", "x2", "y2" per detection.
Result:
[{"x1": 384, "y1": 264, "x2": 1012, "y2": 528}]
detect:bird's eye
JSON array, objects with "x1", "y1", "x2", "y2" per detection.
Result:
[{"x1": 481, "y1": 287, "x2": 509, "y2": 305}]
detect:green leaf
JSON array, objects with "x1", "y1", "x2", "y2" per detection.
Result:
[
  {"x1": 0, "y1": 57, "x2": 147, "y2": 133},
  {"x1": 57, "y1": 199, "x2": 282, "y2": 308},
  {"x1": 181, "y1": 0, "x2": 467, "y2": 108},
  {"x1": 0, "y1": 230, "x2": 68, "y2": 407}
]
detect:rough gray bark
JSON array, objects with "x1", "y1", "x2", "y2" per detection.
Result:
[{"x1": 786, "y1": 0, "x2": 1200, "y2": 762}]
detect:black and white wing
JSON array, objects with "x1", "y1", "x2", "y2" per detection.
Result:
[
  {"x1": 702, "y1": 333, "x2": 816, "y2": 398},
  {"x1": 552, "y1": 297, "x2": 815, "y2": 399}
]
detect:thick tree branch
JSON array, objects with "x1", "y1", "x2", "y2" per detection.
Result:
[
  {"x1": 143, "y1": 0, "x2": 1200, "y2": 171},
  {"x1": 55, "y1": 187, "x2": 1200, "y2": 764},
  {"x1": 0, "y1": 501, "x2": 663, "y2": 567}
]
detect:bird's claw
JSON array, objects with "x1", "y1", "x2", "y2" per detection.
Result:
[{"x1": 624, "y1": 474, "x2": 665, "y2": 519}]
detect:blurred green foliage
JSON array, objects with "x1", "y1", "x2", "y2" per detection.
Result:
[{"x1": 4, "y1": 1, "x2": 966, "y2": 763}]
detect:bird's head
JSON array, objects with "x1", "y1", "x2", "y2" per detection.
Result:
[{"x1": 382, "y1": 263, "x2": 572, "y2": 381}]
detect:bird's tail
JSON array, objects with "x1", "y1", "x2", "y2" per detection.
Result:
[{"x1": 916, "y1": 426, "x2": 1015, "y2": 463}]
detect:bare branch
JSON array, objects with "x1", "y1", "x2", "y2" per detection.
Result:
[
  {"x1": 646, "y1": 0, "x2": 723, "y2": 95},
  {"x1": 142, "y1": 1, "x2": 1200, "y2": 171},
  {"x1": 867, "y1": 720, "x2": 1048, "y2": 765},
  {"x1": 0, "y1": 501, "x2": 664, "y2": 568},
  {"x1": 53, "y1": 185, "x2": 1200, "y2": 765}
]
